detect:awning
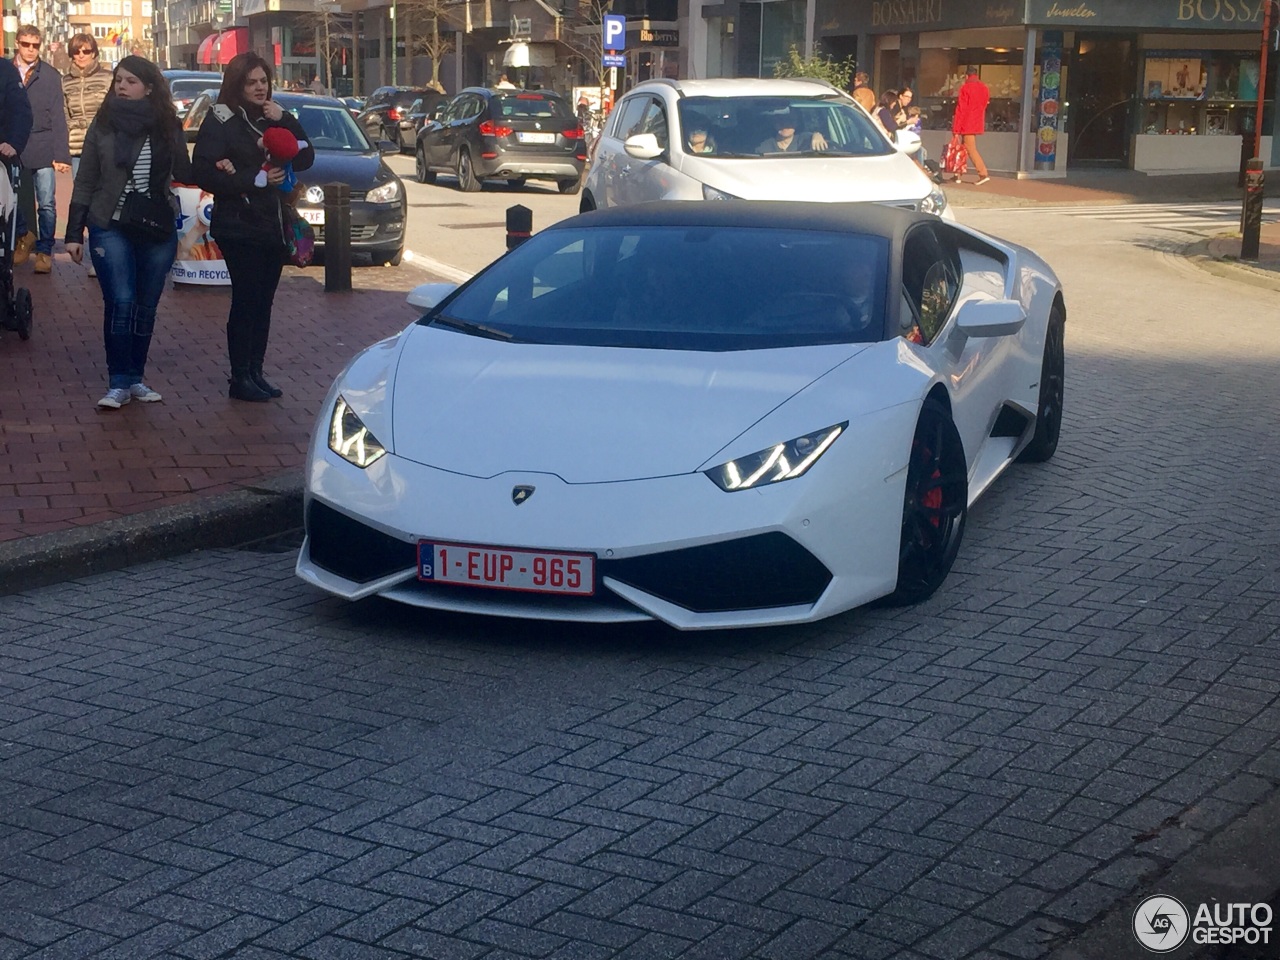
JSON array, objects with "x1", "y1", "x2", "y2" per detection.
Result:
[
  {"x1": 196, "y1": 33, "x2": 218, "y2": 65},
  {"x1": 502, "y1": 42, "x2": 530, "y2": 68},
  {"x1": 216, "y1": 27, "x2": 248, "y2": 65}
]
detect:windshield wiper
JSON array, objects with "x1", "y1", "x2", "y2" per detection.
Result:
[{"x1": 431, "y1": 315, "x2": 514, "y2": 341}]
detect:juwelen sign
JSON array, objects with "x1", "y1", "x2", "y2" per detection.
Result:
[{"x1": 1026, "y1": 0, "x2": 1271, "y2": 29}]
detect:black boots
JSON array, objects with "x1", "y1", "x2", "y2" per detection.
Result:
[
  {"x1": 229, "y1": 372, "x2": 271, "y2": 402},
  {"x1": 250, "y1": 366, "x2": 283, "y2": 398}
]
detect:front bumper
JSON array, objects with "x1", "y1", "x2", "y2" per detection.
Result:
[
  {"x1": 295, "y1": 413, "x2": 915, "y2": 629},
  {"x1": 302, "y1": 199, "x2": 406, "y2": 252}
]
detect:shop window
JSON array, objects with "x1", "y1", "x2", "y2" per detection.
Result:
[
  {"x1": 736, "y1": 0, "x2": 805, "y2": 80},
  {"x1": 1140, "y1": 50, "x2": 1271, "y2": 138},
  {"x1": 914, "y1": 48, "x2": 1025, "y2": 134}
]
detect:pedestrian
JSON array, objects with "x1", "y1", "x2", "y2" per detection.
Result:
[
  {"x1": 851, "y1": 71, "x2": 876, "y2": 114},
  {"x1": 309, "y1": 74, "x2": 325, "y2": 95},
  {"x1": 192, "y1": 52, "x2": 314, "y2": 402},
  {"x1": 63, "y1": 33, "x2": 112, "y2": 278},
  {"x1": 0, "y1": 58, "x2": 33, "y2": 170},
  {"x1": 11, "y1": 24, "x2": 72, "y2": 275},
  {"x1": 875, "y1": 89, "x2": 901, "y2": 137},
  {"x1": 63, "y1": 56, "x2": 191, "y2": 410},
  {"x1": 952, "y1": 66, "x2": 991, "y2": 185},
  {"x1": 496, "y1": 73, "x2": 517, "y2": 89}
]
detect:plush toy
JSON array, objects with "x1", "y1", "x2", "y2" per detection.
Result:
[{"x1": 255, "y1": 126, "x2": 309, "y2": 194}]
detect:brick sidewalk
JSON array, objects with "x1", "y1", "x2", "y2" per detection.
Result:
[{"x1": 0, "y1": 254, "x2": 423, "y2": 545}]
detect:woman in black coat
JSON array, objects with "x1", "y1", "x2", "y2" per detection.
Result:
[{"x1": 192, "y1": 52, "x2": 313, "y2": 402}]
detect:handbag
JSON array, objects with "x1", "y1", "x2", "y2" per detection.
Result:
[
  {"x1": 118, "y1": 156, "x2": 174, "y2": 242},
  {"x1": 282, "y1": 205, "x2": 315, "y2": 267},
  {"x1": 119, "y1": 190, "x2": 174, "y2": 242}
]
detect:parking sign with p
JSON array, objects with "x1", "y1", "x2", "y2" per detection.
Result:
[{"x1": 603, "y1": 14, "x2": 626, "y2": 51}]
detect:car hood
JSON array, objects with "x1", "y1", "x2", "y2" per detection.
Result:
[
  {"x1": 298, "y1": 151, "x2": 386, "y2": 190},
  {"x1": 390, "y1": 326, "x2": 866, "y2": 482},
  {"x1": 690, "y1": 152, "x2": 931, "y2": 203}
]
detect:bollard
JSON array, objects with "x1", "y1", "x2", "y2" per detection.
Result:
[
  {"x1": 323, "y1": 182, "x2": 352, "y2": 292},
  {"x1": 1238, "y1": 132, "x2": 1257, "y2": 189},
  {"x1": 1241, "y1": 159, "x2": 1265, "y2": 262},
  {"x1": 506, "y1": 204, "x2": 533, "y2": 251}
]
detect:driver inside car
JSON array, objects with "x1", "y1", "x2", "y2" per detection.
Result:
[{"x1": 755, "y1": 108, "x2": 829, "y2": 154}]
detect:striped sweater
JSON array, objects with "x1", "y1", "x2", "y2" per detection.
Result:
[{"x1": 63, "y1": 61, "x2": 112, "y2": 157}]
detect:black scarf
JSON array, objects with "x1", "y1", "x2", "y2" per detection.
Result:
[{"x1": 104, "y1": 97, "x2": 160, "y2": 169}]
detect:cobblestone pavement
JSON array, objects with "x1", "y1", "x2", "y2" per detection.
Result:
[{"x1": 2, "y1": 214, "x2": 1280, "y2": 960}]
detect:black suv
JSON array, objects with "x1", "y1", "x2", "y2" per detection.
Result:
[
  {"x1": 357, "y1": 86, "x2": 445, "y2": 153},
  {"x1": 414, "y1": 88, "x2": 586, "y2": 193}
]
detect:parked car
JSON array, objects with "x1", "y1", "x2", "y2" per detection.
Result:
[
  {"x1": 357, "y1": 86, "x2": 445, "y2": 153},
  {"x1": 164, "y1": 69, "x2": 223, "y2": 119},
  {"x1": 275, "y1": 93, "x2": 407, "y2": 266},
  {"x1": 581, "y1": 77, "x2": 949, "y2": 218},
  {"x1": 414, "y1": 87, "x2": 586, "y2": 194},
  {"x1": 296, "y1": 201, "x2": 1065, "y2": 627},
  {"x1": 404, "y1": 96, "x2": 441, "y2": 140},
  {"x1": 340, "y1": 96, "x2": 365, "y2": 119},
  {"x1": 181, "y1": 91, "x2": 217, "y2": 141}
]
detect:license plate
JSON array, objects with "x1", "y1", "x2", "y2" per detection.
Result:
[
  {"x1": 517, "y1": 132, "x2": 556, "y2": 144},
  {"x1": 300, "y1": 208, "x2": 324, "y2": 224},
  {"x1": 419, "y1": 541, "x2": 595, "y2": 596}
]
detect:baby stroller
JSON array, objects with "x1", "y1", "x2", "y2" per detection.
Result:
[{"x1": 0, "y1": 159, "x2": 34, "y2": 342}]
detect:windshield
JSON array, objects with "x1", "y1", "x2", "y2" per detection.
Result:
[
  {"x1": 430, "y1": 225, "x2": 890, "y2": 350},
  {"x1": 171, "y1": 78, "x2": 221, "y2": 99},
  {"x1": 287, "y1": 103, "x2": 373, "y2": 151},
  {"x1": 675, "y1": 95, "x2": 892, "y2": 158}
]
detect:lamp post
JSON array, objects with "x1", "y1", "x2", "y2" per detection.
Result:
[
  {"x1": 1254, "y1": 1, "x2": 1275, "y2": 162},
  {"x1": 390, "y1": 0, "x2": 397, "y2": 85}
]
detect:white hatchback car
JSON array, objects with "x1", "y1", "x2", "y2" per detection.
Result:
[{"x1": 582, "y1": 77, "x2": 949, "y2": 218}]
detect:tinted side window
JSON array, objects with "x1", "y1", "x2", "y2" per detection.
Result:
[
  {"x1": 902, "y1": 225, "x2": 961, "y2": 344},
  {"x1": 610, "y1": 96, "x2": 649, "y2": 141},
  {"x1": 639, "y1": 100, "x2": 668, "y2": 151}
]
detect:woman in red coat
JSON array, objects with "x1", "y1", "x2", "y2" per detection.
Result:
[{"x1": 952, "y1": 67, "x2": 990, "y2": 184}]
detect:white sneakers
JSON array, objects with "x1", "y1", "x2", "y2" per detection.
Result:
[
  {"x1": 975, "y1": 176, "x2": 991, "y2": 185},
  {"x1": 97, "y1": 388, "x2": 130, "y2": 409},
  {"x1": 98, "y1": 384, "x2": 163, "y2": 409}
]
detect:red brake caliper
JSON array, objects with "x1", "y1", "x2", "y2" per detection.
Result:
[{"x1": 920, "y1": 444, "x2": 943, "y2": 526}]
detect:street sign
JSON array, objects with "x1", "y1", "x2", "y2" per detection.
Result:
[
  {"x1": 601, "y1": 53, "x2": 625, "y2": 68},
  {"x1": 602, "y1": 14, "x2": 625, "y2": 51}
]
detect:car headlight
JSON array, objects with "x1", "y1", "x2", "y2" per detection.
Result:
[
  {"x1": 702, "y1": 184, "x2": 738, "y2": 201},
  {"x1": 920, "y1": 185, "x2": 948, "y2": 216},
  {"x1": 366, "y1": 179, "x2": 401, "y2": 204},
  {"x1": 329, "y1": 396, "x2": 387, "y2": 468},
  {"x1": 705, "y1": 423, "x2": 846, "y2": 491}
]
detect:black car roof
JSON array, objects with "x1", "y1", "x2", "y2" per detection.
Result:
[
  {"x1": 274, "y1": 93, "x2": 345, "y2": 106},
  {"x1": 555, "y1": 200, "x2": 930, "y2": 243}
]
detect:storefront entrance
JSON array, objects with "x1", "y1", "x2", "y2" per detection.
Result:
[{"x1": 1067, "y1": 34, "x2": 1137, "y2": 167}]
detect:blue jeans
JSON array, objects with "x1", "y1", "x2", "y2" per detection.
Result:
[
  {"x1": 15, "y1": 166, "x2": 56, "y2": 254},
  {"x1": 88, "y1": 224, "x2": 178, "y2": 389}
]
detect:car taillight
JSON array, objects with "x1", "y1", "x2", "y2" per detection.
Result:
[
  {"x1": 388, "y1": 107, "x2": 401, "y2": 121},
  {"x1": 478, "y1": 120, "x2": 514, "y2": 137},
  {"x1": 563, "y1": 127, "x2": 584, "y2": 140}
]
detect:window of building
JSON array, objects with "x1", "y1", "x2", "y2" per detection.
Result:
[
  {"x1": 141, "y1": 0, "x2": 151, "y2": 13},
  {"x1": 735, "y1": 0, "x2": 805, "y2": 79}
]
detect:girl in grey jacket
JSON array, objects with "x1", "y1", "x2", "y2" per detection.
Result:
[{"x1": 64, "y1": 56, "x2": 192, "y2": 410}]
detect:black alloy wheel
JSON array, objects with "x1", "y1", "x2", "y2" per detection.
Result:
[
  {"x1": 883, "y1": 397, "x2": 968, "y2": 606},
  {"x1": 456, "y1": 148, "x2": 481, "y2": 192},
  {"x1": 558, "y1": 177, "x2": 581, "y2": 195},
  {"x1": 415, "y1": 146, "x2": 436, "y2": 184},
  {"x1": 1017, "y1": 303, "x2": 1065, "y2": 463},
  {"x1": 579, "y1": 194, "x2": 596, "y2": 214}
]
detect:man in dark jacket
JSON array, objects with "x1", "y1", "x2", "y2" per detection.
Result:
[
  {"x1": 12, "y1": 24, "x2": 72, "y2": 274},
  {"x1": 0, "y1": 58, "x2": 34, "y2": 167}
]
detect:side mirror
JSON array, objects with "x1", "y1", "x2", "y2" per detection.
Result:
[
  {"x1": 407, "y1": 282, "x2": 459, "y2": 312},
  {"x1": 378, "y1": 139, "x2": 399, "y2": 154},
  {"x1": 954, "y1": 297, "x2": 1027, "y2": 338},
  {"x1": 624, "y1": 133, "x2": 664, "y2": 160}
]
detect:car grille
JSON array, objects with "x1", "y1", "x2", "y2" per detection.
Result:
[
  {"x1": 601, "y1": 532, "x2": 831, "y2": 613},
  {"x1": 314, "y1": 224, "x2": 380, "y2": 243},
  {"x1": 307, "y1": 500, "x2": 416, "y2": 583}
]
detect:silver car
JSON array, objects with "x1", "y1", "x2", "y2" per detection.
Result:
[{"x1": 581, "y1": 77, "x2": 948, "y2": 218}]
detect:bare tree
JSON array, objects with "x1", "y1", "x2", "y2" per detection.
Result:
[
  {"x1": 557, "y1": 0, "x2": 614, "y2": 100},
  {"x1": 295, "y1": 0, "x2": 349, "y2": 92},
  {"x1": 401, "y1": 0, "x2": 461, "y2": 92}
]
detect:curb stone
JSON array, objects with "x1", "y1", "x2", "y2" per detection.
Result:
[
  {"x1": 1046, "y1": 785, "x2": 1280, "y2": 960},
  {"x1": 0, "y1": 472, "x2": 305, "y2": 597},
  {"x1": 1181, "y1": 238, "x2": 1280, "y2": 293}
]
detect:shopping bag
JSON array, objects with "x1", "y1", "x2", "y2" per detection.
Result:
[{"x1": 942, "y1": 136, "x2": 969, "y2": 177}]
